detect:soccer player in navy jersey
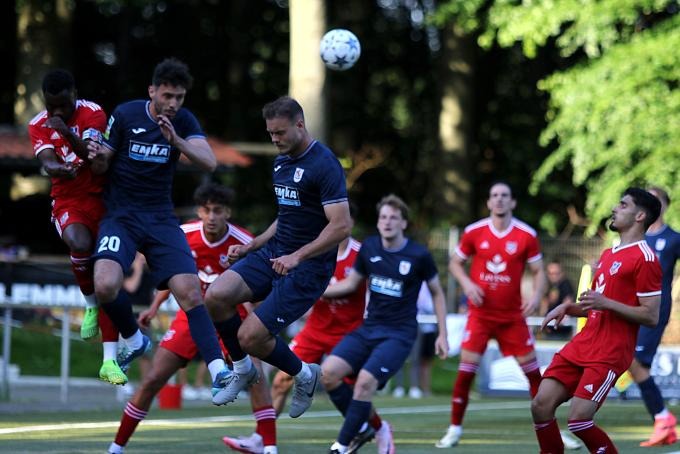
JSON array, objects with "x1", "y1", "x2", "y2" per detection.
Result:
[
  {"x1": 86, "y1": 58, "x2": 233, "y2": 402},
  {"x1": 319, "y1": 194, "x2": 449, "y2": 454},
  {"x1": 204, "y1": 96, "x2": 352, "y2": 418},
  {"x1": 630, "y1": 186, "x2": 680, "y2": 447}
]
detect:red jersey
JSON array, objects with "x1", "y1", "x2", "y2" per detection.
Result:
[
  {"x1": 456, "y1": 217, "x2": 542, "y2": 322},
  {"x1": 305, "y1": 238, "x2": 366, "y2": 337},
  {"x1": 560, "y1": 240, "x2": 661, "y2": 374},
  {"x1": 181, "y1": 220, "x2": 254, "y2": 296},
  {"x1": 28, "y1": 100, "x2": 107, "y2": 200}
]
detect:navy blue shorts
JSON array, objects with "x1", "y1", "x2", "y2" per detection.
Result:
[
  {"x1": 94, "y1": 210, "x2": 196, "y2": 289},
  {"x1": 231, "y1": 243, "x2": 334, "y2": 335},
  {"x1": 331, "y1": 324, "x2": 414, "y2": 388},
  {"x1": 635, "y1": 319, "x2": 669, "y2": 367}
]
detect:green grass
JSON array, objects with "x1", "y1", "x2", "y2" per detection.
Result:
[{"x1": 0, "y1": 395, "x2": 673, "y2": 453}]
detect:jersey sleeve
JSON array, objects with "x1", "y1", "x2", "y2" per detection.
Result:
[
  {"x1": 352, "y1": 242, "x2": 368, "y2": 277},
  {"x1": 80, "y1": 104, "x2": 107, "y2": 135},
  {"x1": 636, "y1": 256, "x2": 662, "y2": 298},
  {"x1": 418, "y1": 249, "x2": 439, "y2": 282},
  {"x1": 179, "y1": 110, "x2": 205, "y2": 140},
  {"x1": 103, "y1": 105, "x2": 123, "y2": 151},
  {"x1": 526, "y1": 233, "x2": 542, "y2": 263},
  {"x1": 455, "y1": 229, "x2": 475, "y2": 260},
  {"x1": 28, "y1": 121, "x2": 54, "y2": 157},
  {"x1": 318, "y1": 153, "x2": 348, "y2": 205}
]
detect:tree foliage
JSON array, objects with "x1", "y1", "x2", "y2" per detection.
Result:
[{"x1": 435, "y1": 0, "x2": 679, "y2": 233}]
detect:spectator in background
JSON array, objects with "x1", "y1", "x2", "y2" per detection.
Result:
[{"x1": 541, "y1": 260, "x2": 575, "y2": 339}]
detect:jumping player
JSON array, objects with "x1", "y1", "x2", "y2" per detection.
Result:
[
  {"x1": 87, "y1": 58, "x2": 232, "y2": 395},
  {"x1": 532, "y1": 187, "x2": 662, "y2": 453},
  {"x1": 28, "y1": 69, "x2": 123, "y2": 385},
  {"x1": 320, "y1": 194, "x2": 449, "y2": 454},
  {"x1": 205, "y1": 96, "x2": 351, "y2": 418},
  {"x1": 108, "y1": 183, "x2": 278, "y2": 454}
]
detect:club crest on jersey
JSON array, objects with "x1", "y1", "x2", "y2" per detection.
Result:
[
  {"x1": 293, "y1": 167, "x2": 305, "y2": 182},
  {"x1": 399, "y1": 260, "x2": 412, "y2": 275},
  {"x1": 655, "y1": 238, "x2": 666, "y2": 251},
  {"x1": 274, "y1": 184, "x2": 301, "y2": 206},
  {"x1": 609, "y1": 261, "x2": 622, "y2": 276},
  {"x1": 219, "y1": 254, "x2": 229, "y2": 268},
  {"x1": 129, "y1": 140, "x2": 170, "y2": 163},
  {"x1": 505, "y1": 241, "x2": 518, "y2": 254}
]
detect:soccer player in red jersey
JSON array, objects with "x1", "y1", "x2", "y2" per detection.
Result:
[
  {"x1": 437, "y1": 181, "x2": 547, "y2": 448},
  {"x1": 28, "y1": 69, "x2": 123, "y2": 385},
  {"x1": 108, "y1": 183, "x2": 278, "y2": 454},
  {"x1": 532, "y1": 187, "x2": 662, "y2": 454}
]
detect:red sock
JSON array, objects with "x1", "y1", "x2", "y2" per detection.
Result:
[
  {"x1": 70, "y1": 252, "x2": 94, "y2": 295},
  {"x1": 451, "y1": 362, "x2": 478, "y2": 425},
  {"x1": 568, "y1": 419, "x2": 618, "y2": 453},
  {"x1": 115, "y1": 402, "x2": 148, "y2": 446},
  {"x1": 254, "y1": 405, "x2": 277, "y2": 447},
  {"x1": 520, "y1": 358, "x2": 542, "y2": 398},
  {"x1": 369, "y1": 411, "x2": 382, "y2": 430},
  {"x1": 534, "y1": 418, "x2": 564, "y2": 453},
  {"x1": 99, "y1": 309, "x2": 119, "y2": 342}
]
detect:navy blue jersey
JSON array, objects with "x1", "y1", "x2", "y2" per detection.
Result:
[
  {"x1": 270, "y1": 140, "x2": 347, "y2": 264},
  {"x1": 102, "y1": 100, "x2": 205, "y2": 212},
  {"x1": 646, "y1": 225, "x2": 680, "y2": 315},
  {"x1": 353, "y1": 235, "x2": 438, "y2": 328}
]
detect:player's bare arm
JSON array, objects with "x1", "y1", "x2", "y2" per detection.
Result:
[
  {"x1": 578, "y1": 290, "x2": 660, "y2": 327},
  {"x1": 43, "y1": 115, "x2": 92, "y2": 161},
  {"x1": 449, "y1": 254, "x2": 484, "y2": 306},
  {"x1": 522, "y1": 259, "x2": 547, "y2": 316},
  {"x1": 37, "y1": 148, "x2": 77, "y2": 178},
  {"x1": 87, "y1": 141, "x2": 114, "y2": 174},
  {"x1": 427, "y1": 277, "x2": 450, "y2": 359},
  {"x1": 157, "y1": 114, "x2": 216, "y2": 172},
  {"x1": 323, "y1": 269, "x2": 364, "y2": 299},
  {"x1": 270, "y1": 201, "x2": 352, "y2": 275}
]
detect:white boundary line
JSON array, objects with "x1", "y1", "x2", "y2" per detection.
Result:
[{"x1": 0, "y1": 401, "x2": 530, "y2": 435}]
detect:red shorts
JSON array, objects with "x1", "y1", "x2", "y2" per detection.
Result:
[
  {"x1": 543, "y1": 352, "x2": 619, "y2": 406},
  {"x1": 52, "y1": 195, "x2": 105, "y2": 238},
  {"x1": 289, "y1": 327, "x2": 344, "y2": 364},
  {"x1": 461, "y1": 315, "x2": 535, "y2": 357},
  {"x1": 159, "y1": 308, "x2": 237, "y2": 361}
]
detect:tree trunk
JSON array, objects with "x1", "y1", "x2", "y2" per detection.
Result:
[
  {"x1": 15, "y1": 0, "x2": 73, "y2": 130},
  {"x1": 288, "y1": 0, "x2": 326, "y2": 141}
]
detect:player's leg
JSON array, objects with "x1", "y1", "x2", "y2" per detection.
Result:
[
  {"x1": 108, "y1": 347, "x2": 186, "y2": 454},
  {"x1": 270, "y1": 369, "x2": 294, "y2": 415},
  {"x1": 497, "y1": 319, "x2": 541, "y2": 397},
  {"x1": 531, "y1": 377, "x2": 572, "y2": 453},
  {"x1": 632, "y1": 324, "x2": 677, "y2": 446}
]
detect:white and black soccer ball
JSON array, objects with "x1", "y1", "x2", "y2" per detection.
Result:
[{"x1": 320, "y1": 29, "x2": 361, "y2": 71}]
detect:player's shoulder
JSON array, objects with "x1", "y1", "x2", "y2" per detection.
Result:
[
  {"x1": 227, "y1": 223, "x2": 254, "y2": 243},
  {"x1": 76, "y1": 99, "x2": 104, "y2": 113},
  {"x1": 28, "y1": 110, "x2": 48, "y2": 127},
  {"x1": 463, "y1": 217, "x2": 491, "y2": 234},
  {"x1": 634, "y1": 240, "x2": 657, "y2": 263},
  {"x1": 113, "y1": 99, "x2": 146, "y2": 115},
  {"x1": 348, "y1": 237, "x2": 362, "y2": 252},
  {"x1": 180, "y1": 220, "x2": 203, "y2": 234},
  {"x1": 510, "y1": 218, "x2": 538, "y2": 237}
]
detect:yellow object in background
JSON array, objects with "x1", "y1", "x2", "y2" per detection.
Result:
[
  {"x1": 576, "y1": 264, "x2": 592, "y2": 333},
  {"x1": 615, "y1": 370, "x2": 635, "y2": 393}
]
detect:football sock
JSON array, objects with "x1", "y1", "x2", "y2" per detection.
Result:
[
  {"x1": 186, "y1": 305, "x2": 225, "y2": 365},
  {"x1": 99, "y1": 309, "x2": 119, "y2": 342},
  {"x1": 338, "y1": 399, "x2": 372, "y2": 445},
  {"x1": 70, "y1": 252, "x2": 94, "y2": 295},
  {"x1": 83, "y1": 293, "x2": 97, "y2": 308},
  {"x1": 451, "y1": 362, "x2": 478, "y2": 425},
  {"x1": 295, "y1": 362, "x2": 311, "y2": 381},
  {"x1": 263, "y1": 336, "x2": 303, "y2": 376},
  {"x1": 534, "y1": 418, "x2": 564, "y2": 453},
  {"x1": 369, "y1": 410, "x2": 383, "y2": 430},
  {"x1": 568, "y1": 419, "x2": 618, "y2": 453},
  {"x1": 208, "y1": 359, "x2": 226, "y2": 380},
  {"x1": 124, "y1": 330, "x2": 143, "y2": 350},
  {"x1": 101, "y1": 291, "x2": 137, "y2": 338},
  {"x1": 103, "y1": 342, "x2": 118, "y2": 362},
  {"x1": 114, "y1": 401, "x2": 148, "y2": 446},
  {"x1": 214, "y1": 314, "x2": 246, "y2": 361},
  {"x1": 519, "y1": 358, "x2": 542, "y2": 398},
  {"x1": 233, "y1": 356, "x2": 253, "y2": 374},
  {"x1": 328, "y1": 382, "x2": 353, "y2": 415},
  {"x1": 639, "y1": 376, "x2": 665, "y2": 419},
  {"x1": 254, "y1": 405, "x2": 277, "y2": 447}
]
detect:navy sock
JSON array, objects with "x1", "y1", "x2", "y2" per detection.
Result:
[
  {"x1": 214, "y1": 314, "x2": 246, "y2": 361},
  {"x1": 639, "y1": 376, "x2": 665, "y2": 419},
  {"x1": 262, "y1": 336, "x2": 302, "y2": 376},
  {"x1": 338, "y1": 399, "x2": 372, "y2": 445},
  {"x1": 101, "y1": 291, "x2": 137, "y2": 338},
  {"x1": 186, "y1": 305, "x2": 223, "y2": 364},
  {"x1": 328, "y1": 382, "x2": 353, "y2": 416}
]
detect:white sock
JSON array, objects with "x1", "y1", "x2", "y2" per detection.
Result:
[
  {"x1": 103, "y1": 342, "x2": 118, "y2": 362},
  {"x1": 330, "y1": 441, "x2": 347, "y2": 453},
  {"x1": 83, "y1": 293, "x2": 98, "y2": 308},
  {"x1": 208, "y1": 359, "x2": 227, "y2": 380},
  {"x1": 233, "y1": 356, "x2": 253, "y2": 374},
  {"x1": 124, "y1": 330, "x2": 143, "y2": 350},
  {"x1": 263, "y1": 446, "x2": 277, "y2": 454},
  {"x1": 295, "y1": 362, "x2": 311, "y2": 382},
  {"x1": 655, "y1": 408, "x2": 670, "y2": 419},
  {"x1": 108, "y1": 441, "x2": 124, "y2": 453}
]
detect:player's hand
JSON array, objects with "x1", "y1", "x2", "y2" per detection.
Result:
[
  {"x1": 540, "y1": 303, "x2": 568, "y2": 331},
  {"x1": 521, "y1": 298, "x2": 539, "y2": 317},
  {"x1": 157, "y1": 114, "x2": 178, "y2": 145},
  {"x1": 46, "y1": 162, "x2": 77, "y2": 179},
  {"x1": 270, "y1": 254, "x2": 300, "y2": 275},
  {"x1": 87, "y1": 141, "x2": 105, "y2": 160},
  {"x1": 578, "y1": 290, "x2": 608, "y2": 311},
  {"x1": 227, "y1": 243, "x2": 249, "y2": 263},
  {"x1": 463, "y1": 282, "x2": 485, "y2": 307},
  {"x1": 138, "y1": 308, "x2": 157, "y2": 328},
  {"x1": 44, "y1": 116, "x2": 70, "y2": 136},
  {"x1": 435, "y1": 334, "x2": 449, "y2": 360}
]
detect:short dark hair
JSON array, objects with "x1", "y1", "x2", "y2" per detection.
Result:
[
  {"x1": 624, "y1": 187, "x2": 661, "y2": 229},
  {"x1": 42, "y1": 69, "x2": 75, "y2": 95},
  {"x1": 193, "y1": 183, "x2": 235, "y2": 207},
  {"x1": 152, "y1": 58, "x2": 193, "y2": 89},
  {"x1": 488, "y1": 180, "x2": 514, "y2": 199},
  {"x1": 648, "y1": 186, "x2": 670, "y2": 206},
  {"x1": 262, "y1": 96, "x2": 305, "y2": 122},
  {"x1": 376, "y1": 194, "x2": 410, "y2": 221}
]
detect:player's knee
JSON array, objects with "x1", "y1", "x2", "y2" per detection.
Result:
[
  {"x1": 175, "y1": 287, "x2": 203, "y2": 311},
  {"x1": 94, "y1": 278, "x2": 120, "y2": 303},
  {"x1": 320, "y1": 365, "x2": 343, "y2": 390},
  {"x1": 67, "y1": 238, "x2": 93, "y2": 255},
  {"x1": 141, "y1": 372, "x2": 166, "y2": 395},
  {"x1": 531, "y1": 393, "x2": 553, "y2": 420}
]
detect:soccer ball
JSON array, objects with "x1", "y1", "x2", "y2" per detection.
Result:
[{"x1": 320, "y1": 29, "x2": 361, "y2": 71}]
